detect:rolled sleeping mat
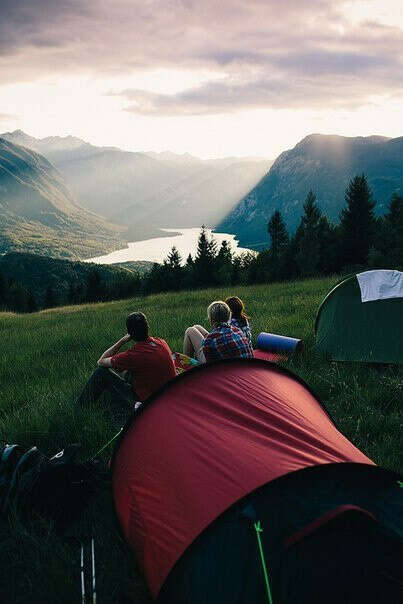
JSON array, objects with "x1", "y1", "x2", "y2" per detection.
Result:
[{"x1": 256, "y1": 332, "x2": 302, "y2": 355}]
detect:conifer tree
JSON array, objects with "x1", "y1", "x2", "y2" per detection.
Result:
[
  {"x1": 339, "y1": 174, "x2": 376, "y2": 268},
  {"x1": 216, "y1": 240, "x2": 233, "y2": 285},
  {"x1": 166, "y1": 246, "x2": 182, "y2": 270},
  {"x1": 267, "y1": 210, "x2": 288, "y2": 257},
  {"x1": 384, "y1": 193, "x2": 403, "y2": 267},
  {"x1": 163, "y1": 246, "x2": 184, "y2": 290},
  {"x1": 143, "y1": 263, "x2": 163, "y2": 294},
  {"x1": 296, "y1": 191, "x2": 322, "y2": 276},
  {"x1": 267, "y1": 210, "x2": 289, "y2": 280},
  {"x1": 194, "y1": 226, "x2": 218, "y2": 286}
]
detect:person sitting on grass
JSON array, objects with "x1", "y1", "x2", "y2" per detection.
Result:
[
  {"x1": 76, "y1": 311, "x2": 176, "y2": 406},
  {"x1": 225, "y1": 296, "x2": 252, "y2": 348},
  {"x1": 183, "y1": 300, "x2": 254, "y2": 363}
]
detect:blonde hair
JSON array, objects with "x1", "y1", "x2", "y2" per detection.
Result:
[{"x1": 207, "y1": 300, "x2": 231, "y2": 325}]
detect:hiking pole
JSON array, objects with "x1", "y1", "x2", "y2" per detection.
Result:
[
  {"x1": 80, "y1": 539, "x2": 97, "y2": 604},
  {"x1": 91, "y1": 538, "x2": 97, "y2": 604},
  {"x1": 80, "y1": 542, "x2": 86, "y2": 604}
]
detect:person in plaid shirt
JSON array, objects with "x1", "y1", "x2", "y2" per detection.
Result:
[{"x1": 202, "y1": 300, "x2": 254, "y2": 362}]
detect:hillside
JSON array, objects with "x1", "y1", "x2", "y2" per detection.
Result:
[
  {"x1": 218, "y1": 134, "x2": 403, "y2": 248},
  {"x1": 0, "y1": 278, "x2": 401, "y2": 602},
  {"x1": 0, "y1": 138, "x2": 125, "y2": 259},
  {"x1": 2, "y1": 131, "x2": 271, "y2": 238},
  {"x1": 0, "y1": 252, "x2": 149, "y2": 305}
]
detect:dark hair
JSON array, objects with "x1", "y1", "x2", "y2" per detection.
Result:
[
  {"x1": 126, "y1": 312, "x2": 149, "y2": 341},
  {"x1": 225, "y1": 296, "x2": 249, "y2": 324}
]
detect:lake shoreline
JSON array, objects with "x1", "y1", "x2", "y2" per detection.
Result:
[{"x1": 84, "y1": 227, "x2": 253, "y2": 265}]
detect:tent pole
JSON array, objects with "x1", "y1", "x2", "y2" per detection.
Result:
[
  {"x1": 254, "y1": 521, "x2": 274, "y2": 604},
  {"x1": 88, "y1": 427, "x2": 123, "y2": 462}
]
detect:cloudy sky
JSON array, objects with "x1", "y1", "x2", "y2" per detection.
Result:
[{"x1": 1, "y1": 0, "x2": 403, "y2": 158}]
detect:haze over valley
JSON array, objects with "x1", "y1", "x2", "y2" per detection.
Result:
[
  {"x1": 1, "y1": 130, "x2": 271, "y2": 247},
  {"x1": 2, "y1": 129, "x2": 403, "y2": 260}
]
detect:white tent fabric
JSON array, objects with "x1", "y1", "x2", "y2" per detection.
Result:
[{"x1": 357, "y1": 270, "x2": 403, "y2": 303}]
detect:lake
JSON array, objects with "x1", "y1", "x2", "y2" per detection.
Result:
[{"x1": 85, "y1": 228, "x2": 254, "y2": 265}]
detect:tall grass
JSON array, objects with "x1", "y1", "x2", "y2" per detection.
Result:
[{"x1": 0, "y1": 277, "x2": 401, "y2": 602}]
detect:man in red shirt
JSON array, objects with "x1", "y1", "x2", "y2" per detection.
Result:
[{"x1": 76, "y1": 312, "x2": 176, "y2": 406}]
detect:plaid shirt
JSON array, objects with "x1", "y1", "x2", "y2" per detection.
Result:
[
  {"x1": 202, "y1": 322, "x2": 254, "y2": 363},
  {"x1": 229, "y1": 317, "x2": 252, "y2": 348}
]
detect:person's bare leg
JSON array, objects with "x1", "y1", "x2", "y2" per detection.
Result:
[{"x1": 183, "y1": 326, "x2": 207, "y2": 361}]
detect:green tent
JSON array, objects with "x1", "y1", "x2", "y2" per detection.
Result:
[{"x1": 315, "y1": 270, "x2": 403, "y2": 364}]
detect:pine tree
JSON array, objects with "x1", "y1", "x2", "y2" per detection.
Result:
[
  {"x1": 181, "y1": 253, "x2": 195, "y2": 288},
  {"x1": 339, "y1": 174, "x2": 376, "y2": 268},
  {"x1": 267, "y1": 210, "x2": 288, "y2": 257},
  {"x1": 384, "y1": 193, "x2": 403, "y2": 267},
  {"x1": 296, "y1": 191, "x2": 322, "y2": 276},
  {"x1": 166, "y1": 246, "x2": 183, "y2": 270},
  {"x1": 143, "y1": 263, "x2": 164, "y2": 294},
  {"x1": 216, "y1": 240, "x2": 233, "y2": 285},
  {"x1": 267, "y1": 210, "x2": 289, "y2": 280},
  {"x1": 194, "y1": 226, "x2": 218, "y2": 286},
  {"x1": 163, "y1": 246, "x2": 184, "y2": 290},
  {"x1": 317, "y1": 216, "x2": 340, "y2": 274}
]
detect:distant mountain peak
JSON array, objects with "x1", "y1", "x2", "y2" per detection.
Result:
[
  {"x1": 218, "y1": 133, "x2": 403, "y2": 249},
  {"x1": 297, "y1": 132, "x2": 391, "y2": 147},
  {"x1": 1, "y1": 129, "x2": 91, "y2": 152}
]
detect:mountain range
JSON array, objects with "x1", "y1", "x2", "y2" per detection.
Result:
[
  {"x1": 218, "y1": 134, "x2": 403, "y2": 248},
  {"x1": 1, "y1": 130, "x2": 271, "y2": 241},
  {"x1": 3, "y1": 130, "x2": 403, "y2": 259},
  {"x1": 0, "y1": 138, "x2": 124, "y2": 259}
]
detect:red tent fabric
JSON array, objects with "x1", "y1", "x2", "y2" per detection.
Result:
[{"x1": 112, "y1": 359, "x2": 373, "y2": 598}]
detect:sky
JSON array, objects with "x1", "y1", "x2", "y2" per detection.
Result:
[{"x1": 1, "y1": 0, "x2": 403, "y2": 159}]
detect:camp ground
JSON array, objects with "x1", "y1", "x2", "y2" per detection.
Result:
[
  {"x1": 315, "y1": 269, "x2": 403, "y2": 364},
  {"x1": 112, "y1": 358, "x2": 403, "y2": 603},
  {"x1": 0, "y1": 277, "x2": 402, "y2": 602}
]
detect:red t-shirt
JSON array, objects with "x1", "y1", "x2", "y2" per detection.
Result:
[{"x1": 110, "y1": 337, "x2": 176, "y2": 401}]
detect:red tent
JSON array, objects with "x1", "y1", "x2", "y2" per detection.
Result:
[{"x1": 112, "y1": 359, "x2": 403, "y2": 603}]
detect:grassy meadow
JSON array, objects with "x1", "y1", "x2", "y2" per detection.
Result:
[{"x1": 0, "y1": 277, "x2": 402, "y2": 602}]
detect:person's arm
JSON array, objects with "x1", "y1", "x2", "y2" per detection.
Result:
[{"x1": 97, "y1": 334, "x2": 131, "y2": 368}]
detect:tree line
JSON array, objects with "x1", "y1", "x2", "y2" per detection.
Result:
[
  {"x1": 141, "y1": 174, "x2": 403, "y2": 291},
  {"x1": 258, "y1": 174, "x2": 403, "y2": 283},
  {"x1": 1, "y1": 174, "x2": 402, "y2": 313},
  {"x1": 0, "y1": 267, "x2": 143, "y2": 313}
]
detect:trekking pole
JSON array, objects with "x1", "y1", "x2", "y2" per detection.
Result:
[
  {"x1": 80, "y1": 542, "x2": 86, "y2": 604},
  {"x1": 80, "y1": 538, "x2": 97, "y2": 603},
  {"x1": 91, "y1": 538, "x2": 97, "y2": 604}
]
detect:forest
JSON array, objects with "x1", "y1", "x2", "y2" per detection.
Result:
[{"x1": 1, "y1": 174, "x2": 402, "y2": 313}]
